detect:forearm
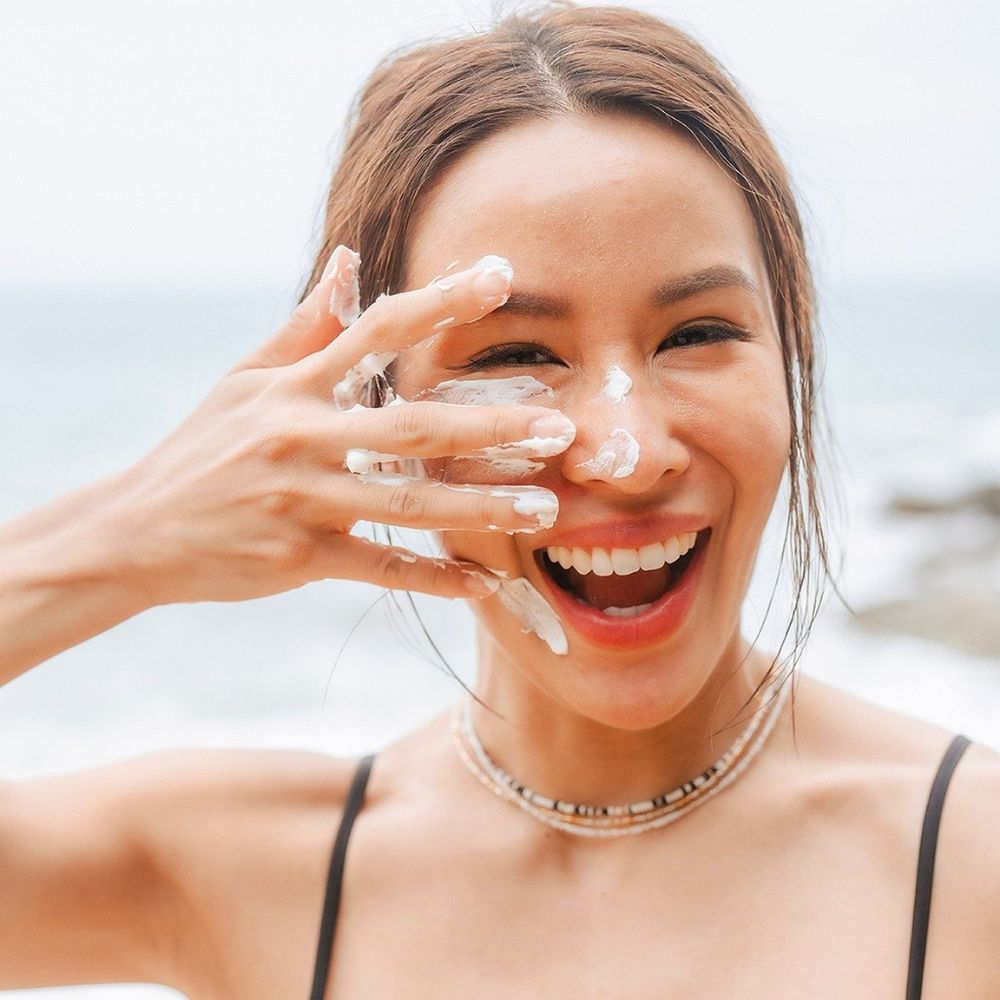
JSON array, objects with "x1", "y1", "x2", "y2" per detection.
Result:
[{"x1": 0, "y1": 472, "x2": 152, "y2": 686}]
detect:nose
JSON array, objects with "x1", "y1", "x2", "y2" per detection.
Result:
[{"x1": 559, "y1": 370, "x2": 691, "y2": 494}]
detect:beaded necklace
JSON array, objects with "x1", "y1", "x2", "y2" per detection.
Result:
[{"x1": 450, "y1": 677, "x2": 790, "y2": 838}]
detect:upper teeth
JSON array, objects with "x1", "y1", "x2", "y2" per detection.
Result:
[{"x1": 544, "y1": 532, "x2": 699, "y2": 577}]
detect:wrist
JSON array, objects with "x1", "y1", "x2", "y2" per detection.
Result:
[
  {"x1": 8, "y1": 470, "x2": 162, "y2": 617},
  {"x1": 0, "y1": 471, "x2": 159, "y2": 681}
]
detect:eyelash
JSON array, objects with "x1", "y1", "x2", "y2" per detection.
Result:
[
  {"x1": 465, "y1": 341, "x2": 554, "y2": 369},
  {"x1": 463, "y1": 324, "x2": 750, "y2": 369}
]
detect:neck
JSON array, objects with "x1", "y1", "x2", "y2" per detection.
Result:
[{"x1": 471, "y1": 630, "x2": 777, "y2": 807}]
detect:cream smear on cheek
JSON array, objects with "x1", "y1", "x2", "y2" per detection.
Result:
[
  {"x1": 486, "y1": 569, "x2": 569, "y2": 656},
  {"x1": 421, "y1": 375, "x2": 554, "y2": 406},
  {"x1": 417, "y1": 376, "x2": 563, "y2": 480}
]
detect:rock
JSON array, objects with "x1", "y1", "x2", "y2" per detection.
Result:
[
  {"x1": 887, "y1": 483, "x2": 1000, "y2": 519},
  {"x1": 857, "y1": 490, "x2": 1000, "y2": 658},
  {"x1": 857, "y1": 590, "x2": 1000, "y2": 659}
]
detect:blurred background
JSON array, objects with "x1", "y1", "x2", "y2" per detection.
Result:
[{"x1": 1, "y1": 1, "x2": 997, "y2": 996}]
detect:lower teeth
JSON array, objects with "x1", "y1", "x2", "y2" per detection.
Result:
[{"x1": 601, "y1": 603, "x2": 653, "y2": 618}]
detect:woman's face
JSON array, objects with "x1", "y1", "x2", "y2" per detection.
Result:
[{"x1": 395, "y1": 112, "x2": 791, "y2": 730}]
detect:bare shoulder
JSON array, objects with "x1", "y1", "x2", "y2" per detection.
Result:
[
  {"x1": 122, "y1": 744, "x2": 359, "y2": 817},
  {"x1": 925, "y1": 738, "x2": 1000, "y2": 998},
  {"x1": 0, "y1": 745, "x2": 359, "y2": 996},
  {"x1": 118, "y1": 746, "x2": 361, "y2": 998},
  {"x1": 788, "y1": 676, "x2": 1000, "y2": 997}
]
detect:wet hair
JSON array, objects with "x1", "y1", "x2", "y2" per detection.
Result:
[{"x1": 305, "y1": 2, "x2": 837, "y2": 729}]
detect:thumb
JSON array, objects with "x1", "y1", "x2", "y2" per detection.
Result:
[{"x1": 232, "y1": 244, "x2": 362, "y2": 372}]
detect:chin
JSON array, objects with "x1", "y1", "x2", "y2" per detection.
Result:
[{"x1": 478, "y1": 611, "x2": 725, "y2": 734}]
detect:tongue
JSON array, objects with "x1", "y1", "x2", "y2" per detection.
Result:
[{"x1": 565, "y1": 566, "x2": 672, "y2": 609}]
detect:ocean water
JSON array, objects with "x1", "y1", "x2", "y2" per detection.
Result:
[{"x1": 0, "y1": 277, "x2": 997, "y2": 999}]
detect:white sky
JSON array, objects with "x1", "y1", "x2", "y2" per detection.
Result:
[{"x1": 1, "y1": 0, "x2": 997, "y2": 288}]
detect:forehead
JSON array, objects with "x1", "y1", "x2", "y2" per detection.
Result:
[{"x1": 404, "y1": 112, "x2": 767, "y2": 295}]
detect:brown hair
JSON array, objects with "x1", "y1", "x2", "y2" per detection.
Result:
[{"x1": 307, "y1": 2, "x2": 834, "y2": 720}]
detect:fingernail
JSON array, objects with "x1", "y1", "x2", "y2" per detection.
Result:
[
  {"x1": 462, "y1": 569, "x2": 502, "y2": 596},
  {"x1": 510, "y1": 489, "x2": 558, "y2": 529},
  {"x1": 472, "y1": 254, "x2": 513, "y2": 301},
  {"x1": 528, "y1": 413, "x2": 576, "y2": 443}
]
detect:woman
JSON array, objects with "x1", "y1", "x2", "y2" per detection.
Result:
[{"x1": 1, "y1": 4, "x2": 997, "y2": 998}]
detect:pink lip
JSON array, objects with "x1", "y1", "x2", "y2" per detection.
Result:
[
  {"x1": 532, "y1": 529, "x2": 710, "y2": 650},
  {"x1": 533, "y1": 513, "x2": 709, "y2": 552}
]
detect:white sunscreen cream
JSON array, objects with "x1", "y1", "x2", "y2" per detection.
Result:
[
  {"x1": 418, "y1": 375, "x2": 554, "y2": 406},
  {"x1": 490, "y1": 573, "x2": 568, "y2": 655},
  {"x1": 333, "y1": 349, "x2": 398, "y2": 411},
  {"x1": 440, "y1": 483, "x2": 559, "y2": 531},
  {"x1": 416, "y1": 376, "x2": 567, "y2": 483},
  {"x1": 345, "y1": 448, "x2": 404, "y2": 475},
  {"x1": 321, "y1": 245, "x2": 362, "y2": 327},
  {"x1": 601, "y1": 364, "x2": 633, "y2": 404},
  {"x1": 576, "y1": 427, "x2": 640, "y2": 479}
]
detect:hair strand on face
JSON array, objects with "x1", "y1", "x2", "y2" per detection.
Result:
[{"x1": 308, "y1": 2, "x2": 842, "y2": 729}]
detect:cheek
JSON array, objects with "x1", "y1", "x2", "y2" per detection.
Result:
[{"x1": 672, "y1": 351, "x2": 791, "y2": 492}]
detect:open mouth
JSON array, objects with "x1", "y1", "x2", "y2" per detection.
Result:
[{"x1": 534, "y1": 529, "x2": 709, "y2": 617}]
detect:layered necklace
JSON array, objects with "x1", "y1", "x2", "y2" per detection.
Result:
[{"x1": 450, "y1": 677, "x2": 790, "y2": 838}]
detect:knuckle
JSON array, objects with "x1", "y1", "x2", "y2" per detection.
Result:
[
  {"x1": 479, "y1": 492, "x2": 503, "y2": 524},
  {"x1": 390, "y1": 403, "x2": 434, "y2": 452},
  {"x1": 373, "y1": 546, "x2": 410, "y2": 586},
  {"x1": 383, "y1": 482, "x2": 426, "y2": 523},
  {"x1": 486, "y1": 408, "x2": 511, "y2": 444},
  {"x1": 434, "y1": 280, "x2": 455, "y2": 310},
  {"x1": 268, "y1": 534, "x2": 314, "y2": 574},
  {"x1": 260, "y1": 486, "x2": 303, "y2": 519},
  {"x1": 364, "y1": 293, "x2": 400, "y2": 335},
  {"x1": 255, "y1": 424, "x2": 303, "y2": 464}
]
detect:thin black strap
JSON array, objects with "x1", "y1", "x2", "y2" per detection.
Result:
[
  {"x1": 904, "y1": 734, "x2": 971, "y2": 1000},
  {"x1": 309, "y1": 753, "x2": 375, "y2": 1000}
]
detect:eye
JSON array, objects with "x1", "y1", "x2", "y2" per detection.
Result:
[
  {"x1": 660, "y1": 323, "x2": 751, "y2": 349},
  {"x1": 463, "y1": 341, "x2": 560, "y2": 370}
]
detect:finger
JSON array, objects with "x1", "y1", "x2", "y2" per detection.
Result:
[
  {"x1": 332, "y1": 402, "x2": 576, "y2": 464},
  {"x1": 231, "y1": 245, "x2": 361, "y2": 373},
  {"x1": 319, "y1": 535, "x2": 503, "y2": 599},
  {"x1": 329, "y1": 472, "x2": 559, "y2": 533},
  {"x1": 301, "y1": 254, "x2": 513, "y2": 404}
]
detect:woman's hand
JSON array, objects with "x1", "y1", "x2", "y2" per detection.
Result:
[{"x1": 114, "y1": 248, "x2": 573, "y2": 607}]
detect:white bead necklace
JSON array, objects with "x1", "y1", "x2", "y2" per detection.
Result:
[{"x1": 450, "y1": 677, "x2": 790, "y2": 838}]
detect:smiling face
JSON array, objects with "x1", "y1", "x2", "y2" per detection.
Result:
[{"x1": 394, "y1": 112, "x2": 791, "y2": 731}]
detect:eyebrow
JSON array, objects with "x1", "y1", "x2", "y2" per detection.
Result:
[{"x1": 491, "y1": 264, "x2": 760, "y2": 320}]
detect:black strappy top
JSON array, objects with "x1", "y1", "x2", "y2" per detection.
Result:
[{"x1": 308, "y1": 734, "x2": 971, "y2": 1000}]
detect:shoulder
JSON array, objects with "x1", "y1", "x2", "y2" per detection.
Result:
[
  {"x1": 116, "y1": 747, "x2": 362, "y2": 996},
  {"x1": 786, "y1": 676, "x2": 1000, "y2": 996},
  {"x1": 120, "y1": 745, "x2": 360, "y2": 817},
  {"x1": 0, "y1": 745, "x2": 362, "y2": 996},
  {"x1": 120, "y1": 744, "x2": 363, "y2": 878},
  {"x1": 927, "y1": 738, "x2": 1000, "y2": 997}
]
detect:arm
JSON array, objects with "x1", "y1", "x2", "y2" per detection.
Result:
[
  {"x1": 0, "y1": 746, "x2": 355, "y2": 994},
  {"x1": 0, "y1": 471, "x2": 150, "y2": 686},
  {"x1": 0, "y1": 753, "x2": 185, "y2": 990},
  {"x1": 1, "y1": 251, "x2": 558, "y2": 686},
  {"x1": 0, "y1": 248, "x2": 565, "y2": 990}
]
